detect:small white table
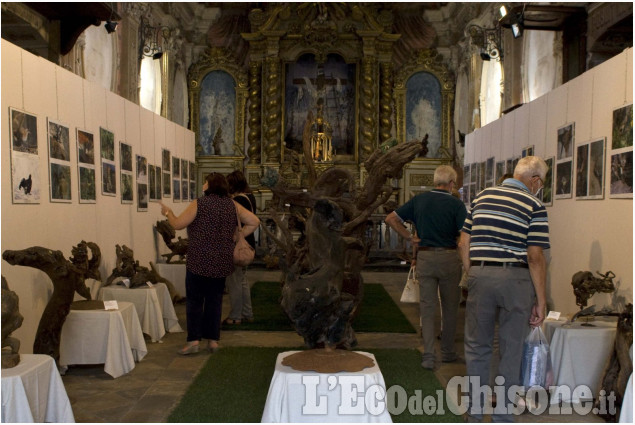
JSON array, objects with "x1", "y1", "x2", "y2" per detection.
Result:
[
  {"x1": 1, "y1": 354, "x2": 74, "y2": 423},
  {"x1": 154, "y1": 263, "x2": 186, "y2": 297},
  {"x1": 99, "y1": 283, "x2": 183, "y2": 342},
  {"x1": 544, "y1": 319, "x2": 617, "y2": 404},
  {"x1": 59, "y1": 301, "x2": 147, "y2": 379},
  {"x1": 261, "y1": 351, "x2": 392, "y2": 423}
]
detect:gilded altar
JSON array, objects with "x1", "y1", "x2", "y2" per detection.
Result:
[{"x1": 189, "y1": 3, "x2": 456, "y2": 206}]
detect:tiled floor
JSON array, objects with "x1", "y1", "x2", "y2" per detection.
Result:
[{"x1": 61, "y1": 270, "x2": 605, "y2": 422}]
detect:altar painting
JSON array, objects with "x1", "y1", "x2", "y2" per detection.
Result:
[
  {"x1": 406, "y1": 72, "x2": 442, "y2": 158},
  {"x1": 284, "y1": 54, "x2": 355, "y2": 156},
  {"x1": 198, "y1": 70, "x2": 236, "y2": 156}
]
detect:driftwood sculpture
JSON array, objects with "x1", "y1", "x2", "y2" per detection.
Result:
[
  {"x1": 2, "y1": 276, "x2": 24, "y2": 368},
  {"x1": 595, "y1": 303, "x2": 633, "y2": 422},
  {"x1": 262, "y1": 112, "x2": 422, "y2": 350},
  {"x1": 571, "y1": 270, "x2": 616, "y2": 309},
  {"x1": 104, "y1": 244, "x2": 183, "y2": 302},
  {"x1": 155, "y1": 220, "x2": 188, "y2": 263},
  {"x1": 2, "y1": 241, "x2": 101, "y2": 364}
]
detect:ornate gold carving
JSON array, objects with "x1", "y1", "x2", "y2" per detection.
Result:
[
  {"x1": 263, "y1": 56, "x2": 281, "y2": 163},
  {"x1": 379, "y1": 62, "x2": 393, "y2": 143},
  {"x1": 410, "y1": 174, "x2": 434, "y2": 187},
  {"x1": 248, "y1": 61, "x2": 262, "y2": 164},
  {"x1": 359, "y1": 57, "x2": 377, "y2": 161},
  {"x1": 188, "y1": 47, "x2": 248, "y2": 158}
]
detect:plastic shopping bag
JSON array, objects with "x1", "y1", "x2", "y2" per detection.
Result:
[
  {"x1": 520, "y1": 326, "x2": 554, "y2": 389},
  {"x1": 400, "y1": 265, "x2": 419, "y2": 303}
]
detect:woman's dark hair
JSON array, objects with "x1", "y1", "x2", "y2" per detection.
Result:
[
  {"x1": 203, "y1": 172, "x2": 229, "y2": 197},
  {"x1": 226, "y1": 170, "x2": 251, "y2": 195}
]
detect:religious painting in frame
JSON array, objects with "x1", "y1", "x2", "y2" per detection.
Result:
[
  {"x1": 172, "y1": 157, "x2": 180, "y2": 201},
  {"x1": 197, "y1": 70, "x2": 236, "y2": 156},
  {"x1": 9, "y1": 108, "x2": 40, "y2": 203},
  {"x1": 284, "y1": 53, "x2": 356, "y2": 157},
  {"x1": 542, "y1": 157, "x2": 554, "y2": 206},
  {"x1": 78, "y1": 166, "x2": 96, "y2": 203},
  {"x1": 555, "y1": 160, "x2": 572, "y2": 199},
  {"x1": 610, "y1": 104, "x2": 633, "y2": 198},
  {"x1": 50, "y1": 162, "x2": 72, "y2": 202},
  {"x1": 557, "y1": 123, "x2": 574, "y2": 160},
  {"x1": 77, "y1": 129, "x2": 94, "y2": 165}
]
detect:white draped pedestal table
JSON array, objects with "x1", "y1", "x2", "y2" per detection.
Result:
[
  {"x1": 59, "y1": 301, "x2": 147, "y2": 379},
  {"x1": 543, "y1": 319, "x2": 617, "y2": 405},
  {"x1": 99, "y1": 283, "x2": 182, "y2": 342},
  {"x1": 1, "y1": 354, "x2": 74, "y2": 423},
  {"x1": 154, "y1": 263, "x2": 186, "y2": 298},
  {"x1": 261, "y1": 351, "x2": 392, "y2": 423}
]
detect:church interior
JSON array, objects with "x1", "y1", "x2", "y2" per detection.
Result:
[{"x1": 1, "y1": 2, "x2": 633, "y2": 423}]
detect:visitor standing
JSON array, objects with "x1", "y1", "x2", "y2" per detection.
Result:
[
  {"x1": 159, "y1": 172, "x2": 259, "y2": 354},
  {"x1": 459, "y1": 156, "x2": 549, "y2": 422},
  {"x1": 223, "y1": 170, "x2": 258, "y2": 325},
  {"x1": 385, "y1": 165, "x2": 467, "y2": 369}
]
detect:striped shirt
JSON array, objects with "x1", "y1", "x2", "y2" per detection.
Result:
[{"x1": 462, "y1": 179, "x2": 550, "y2": 263}]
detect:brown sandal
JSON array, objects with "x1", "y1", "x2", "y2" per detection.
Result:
[{"x1": 222, "y1": 318, "x2": 241, "y2": 325}]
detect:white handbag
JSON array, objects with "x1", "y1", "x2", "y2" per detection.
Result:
[{"x1": 400, "y1": 265, "x2": 420, "y2": 303}]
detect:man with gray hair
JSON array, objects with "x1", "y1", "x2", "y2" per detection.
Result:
[
  {"x1": 386, "y1": 165, "x2": 467, "y2": 369},
  {"x1": 459, "y1": 156, "x2": 549, "y2": 422}
]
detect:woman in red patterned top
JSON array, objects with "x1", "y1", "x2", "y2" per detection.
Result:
[{"x1": 160, "y1": 172, "x2": 259, "y2": 354}]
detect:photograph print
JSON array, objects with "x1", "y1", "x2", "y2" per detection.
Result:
[
  {"x1": 162, "y1": 171, "x2": 171, "y2": 197},
  {"x1": 172, "y1": 157, "x2": 180, "y2": 177},
  {"x1": 48, "y1": 119, "x2": 70, "y2": 161},
  {"x1": 50, "y1": 162, "x2": 72, "y2": 202},
  {"x1": 181, "y1": 179, "x2": 188, "y2": 201},
  {"x1": 557, "y1": 123, "x2": 574, "y2": 160},
  {"x1": 137, "y1": 183, "x2": 148, "y2": 212},
  {"x1": 588, "y1": 138, "x2": 605, "y2": 199},
  {"x1": 610, "y1": 103, "x2": 633, "y2": 198},
  {"x1": 149, "y1": 165, "x2": 156, "y2": 201},
  {"x1": 100, "y1": 127, "x2": 115, "y2": 161},
  {"x1": 181, "y1": 158, "x2": 188, "y2": 180},
  {"x1": 173, "y1": 178, "x2": 181, "y2": 201},
  {"x1": 155, "y1": 166, "x2": 162, "y2": 200},
  {"x1": 120, "y1": 142, "x2": 133, "y2": 171},
  {"x1": 522, "y1": 145, "x2": 534, "y2": 158},
  {"x1": 495, "y1": 161, "x2": 504, "y2": 183},
  {"x1": 189, "y1": 161, "x2": 195, "y2": 182},
  {"x1": 121, "y1": 173, "x2": 133, "y2": 204},
  {"x1": 136, "y1": 155, "x2": 148, "y2": 183},
  {"x1": 77, "y1": 129, "x2": 95, "y2": 165},
  {"x1": 555, "y1": 160, "x2": 572, "y2": 199},
  {"x1": 542, "y1": 157, "x2": 554, "y2": 206},
  {"x1": 78, "y1": 166, "x2": 96, "y2": 203},
  {"x1": 11, "y1": 151, "x2": 40, "y2": 203},
  {"x1": 10, "y1": 108, "x2": 38, "y2": 154},
  {"x1": 190, "y1": 181, "x2": 196, "y2": 200},
  {"x1": 102, "y1": 162, "x2": 116, "y2": 196},
  {"x1": 575, "y1": 144, "x2": 589, "y2": 198},
  {"x1": 162, "y1": 148, "x2": 171, "y2": 171}
]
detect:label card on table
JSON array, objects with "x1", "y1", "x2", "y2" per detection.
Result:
[
  {"x1": 104, "y1": 300, "x2": 119, "y2": 310},
  {"x1": 546, "y1": 311, "x2": 561, "y2": 320},
  {"x1": 146, "y1": 281, "x2": 154, "y2": 287}
]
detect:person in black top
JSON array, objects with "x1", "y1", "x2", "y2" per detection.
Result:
[{"x1": 223, "y1": 170, "x2": 258, "y2": 325}]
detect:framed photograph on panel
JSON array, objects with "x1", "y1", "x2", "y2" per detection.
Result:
[
  {"x1": 181, "y1": 179, "x2": 188, "y2": 201},
  {"x1": 575, "y1": 144, "x2": 589, "y2": 198},
  {"x1": 77, "y1": 129, "x2": 94, "y2": 165},
  {"x1": 172, "y1": 157, "x2": 180, "y2": 201},
  {"x1": 505, "y1": 159, "x2": 513, "y2": 174},
  {"x1": 102, "y1": 162, "x2": 116, "y2": 196},
  {"x1": 99, "y1": 127, "x2": 115, "y2": 161},
  {"x1": 149, "y1": 165, "x2": 157, "y2": 201},
  {"x1": 136, "y1": 155, "x2": 147, "y2": 183},
  {"x1": 555, "y1": 160, "x2": 572, "y2": 199},
  {"x1": 173, "y1": 178, "x2": 181, "y2": 201},
  {"x1": 181, "y1": 159, "x2": 188, "y2": 180},
  {"x1": 522, "y1": 145, "x2": 534, "y2": 158},
  {"x1": 189, "y1": 161, "x2": 195, "y2": 181},
  {"x1": 190, "y1": 181, "x2": 196, "y2": 201},
  {"x1": 542, "y1": 157, "x2": 554, "y2": 206},
  {"x1": 485, "y1": 157, "x2": 494, "y2": 182},
  {"x1": 78, "y1": 166, "x2": 96, "y2": 203},
  {"x1": 120, "y1": 142, "x2": 132, "y2": 172},
  {"x1": 48, "y1": 119, "x2": 70, "y2": 162},
  {"x1": 155, "y1": 166, "x2": 162, "y2": 200},
  {"x1": 610, "y1": 104, "x2": 633, "y2": 198},
  {"x1": 162, "y1": 149, "x2": 171, "y2": 171},
  {"x1": 10, "y1": 108, "x2": 40, "y2": 203},
  {"x1": 10, "y1": 108, "x2": 38, "y2": 154},
  {"x1": 512, "y1": 156, "x2": 520, "y2": 172},
  {"x1": 121, "y1": 173, "x2": 133, "y2": 204},
  {"x1": 575, "y1": 139, "x2": 606, "y2": 200},
  {"x1": 137, "y1": 183, "x2": 148, "y2": 212},
  {"x1": 495, "y1": 161, "x2": 504, "y2": 183},
  {"x1": 50, "y1": 162, "x2": 72, "y2": 202},
  {"x1": 479, "y1": 162, "x2": 486, "y2": 192},
  {"x1": 172, "y1": 157, "x2": 180, "y2": 178},
  {"x1": 557, "y1": 123, "x2": 574, "y2": 160},
  {"x1": 463, "y1": 165, "x2": 469, "y2": 185},
  {"x1": 470, "y1": 163, "x2": 478, "y2": 185},
  {"x1": 162, "y1": 171, "x2": 171, "y2": 197}
]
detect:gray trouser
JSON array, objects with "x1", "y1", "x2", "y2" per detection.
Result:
[
  {"x1": 464, "y1": 265, "x2": 535, "y2": 422},
  {"x1": 226, "y1": 266, "x2": 253, "y2": 320},
  {"x1": 416, "y1": 250, "x2": 462, "y2": 362}
]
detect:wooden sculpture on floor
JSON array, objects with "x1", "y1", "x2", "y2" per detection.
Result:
[
  {"x1": 156, "y1": 219, "x2": 188, "y2": 263},
  {"x1": 103, "y1": 244, "x2": 183, "y2": 302},
  {"x1": 261, "y1": 112, "x2": 422, "y2": 352},
  {"x1": 2, "y1": 241, "x2": 100, "y2": 364},
  {"x1": 2, "y1": 276, "x2": 24, "y2": 368}
]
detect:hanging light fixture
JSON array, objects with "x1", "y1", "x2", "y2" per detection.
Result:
[{"x1": 140, "y1": 18, "x2": 170, "y2": 60}]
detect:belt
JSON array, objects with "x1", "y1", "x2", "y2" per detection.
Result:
[
  {"x1": 418, "y1": 246, "x2": 456, "y2": 251},
  {"x1": 471, "y1": 260, "x2": 529, "y2": 269}
]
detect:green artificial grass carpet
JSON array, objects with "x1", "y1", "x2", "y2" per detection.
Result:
[
  {"x1": 168, "y1": 347, "x2": 460, "y2": 423},
  {"x1": 222, "y1": 281, "x2": 416, "y2": 333}
]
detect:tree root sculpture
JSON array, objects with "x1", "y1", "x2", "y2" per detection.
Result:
[
  {"x1": 155, "y1": 220, "x2": 188, "y2": 263},
  {"x1": 2, "y1": 276, "x2": 24, "y2": 368}
]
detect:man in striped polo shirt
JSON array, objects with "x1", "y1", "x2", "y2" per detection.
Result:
[
  {"x1": 386, "y1": 165, "x2": 467, "y2": 370},
  {"x1": 459, "y1": 156, "x2": 549, "y2": 422}
]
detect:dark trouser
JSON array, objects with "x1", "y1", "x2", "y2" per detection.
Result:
[
  {"x1": 185, "y1": 270, "x2": 226, "y2": 342},
  {"x1": 417, "y1": 250, "x2": 462, "y2": 362},
  {"x1": 464, "y1": 265, "x2": 535, "y2": 422}
]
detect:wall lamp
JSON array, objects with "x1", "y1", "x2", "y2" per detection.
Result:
[
  {"x1": 499, "y1": 3, "x2": 526, "y2": 39},
  {"x1": 104, "y1": 2, "x2": 118, "y2": 34},
  {"x1": 140, "y1": 19, "x2": 171, "y2": 60},
  {"x1": 468, "y1": 24, "x2": 503, "y2": 61}
]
